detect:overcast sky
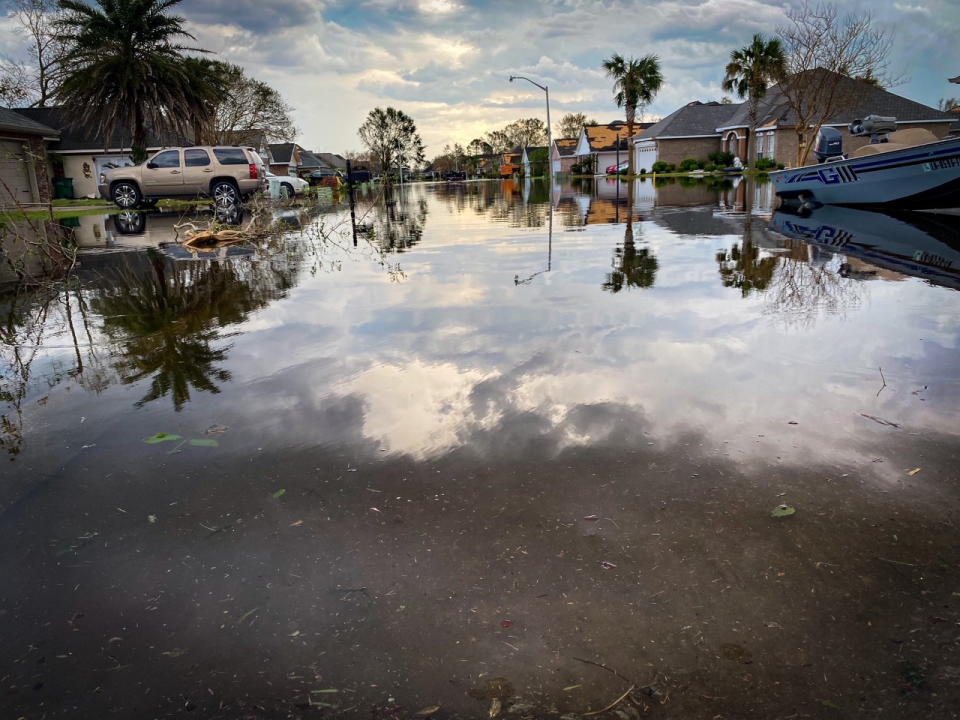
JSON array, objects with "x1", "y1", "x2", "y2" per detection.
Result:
[{"x1": 1, "y1": 0, "x2": 957, "y2": 156}]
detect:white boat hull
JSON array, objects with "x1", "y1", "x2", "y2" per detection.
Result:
[{"x1": 770, "y1": 136, "x2": 960, "y2": 209}]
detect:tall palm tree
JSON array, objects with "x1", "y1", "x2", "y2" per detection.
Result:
[
  {"x1": 55, "y1": 0, "x2": 220, "y2": 162},
  {"x1": 602, "y1": 53, "x2": 663, "y2": 175},
  {"x1": 722, "y1": 34, "x2": 786, "y2": 169}
]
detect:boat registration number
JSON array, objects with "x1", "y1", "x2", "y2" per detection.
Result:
[{"x1": 922, "y1": 157, "x2": 960, "y2": 172}]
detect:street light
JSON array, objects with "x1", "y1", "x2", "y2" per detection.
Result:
[{"x1": 509, "y1": 75, "x2": 553, "y2": 188}]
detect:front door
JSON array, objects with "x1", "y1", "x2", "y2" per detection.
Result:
[
  {"x1": 141, "y1": 149, "x2": 183, "y2": 196},
  {"x1": 180, "y1": 148, "x2": 214, "y2": 199}
]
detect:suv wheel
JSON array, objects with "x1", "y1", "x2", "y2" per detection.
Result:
[
  {"x1": 211, "y1": 180, "x2": 239, "y2": 206},
  {"x1": 112, "y1": 181, "x2": 141, "y2": 208}
]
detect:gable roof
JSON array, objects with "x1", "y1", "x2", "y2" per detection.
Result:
[
  {"x1": 582, "y1": 121, "x2": 646, "y2": 152},
  {"x1": 639, "y1": 101, "x2": 741, "y2": 140},
  {"x1": 316, "y1": 152, "x2": 346, "y2": 170},
  {"x1": 553, "y1": 138, "x2": 578, "y2": 157},
  {"x1": 0, "y1": 107, "x2": 58, "y2": 136},
  {"x1": 267, "y1": 143, "x2": 298, "y2": 164},
  {"x1": 297, "y1": 151, "x2": 325, "y2": 169}
]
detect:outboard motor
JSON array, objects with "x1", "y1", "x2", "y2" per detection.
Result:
[
  {"x1": 849, "y1": 115, "x2": 897, "y2": 144},
  {"x1": 814, "y1": 127, "x2": 844, "y2": 163}
]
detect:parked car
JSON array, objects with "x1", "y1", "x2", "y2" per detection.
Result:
[
  {"x1": 605, "y1": 161, "x2": 629, "y2": 174},
  {"x1": 266, "y1": 172, "x2": 309, "y2": 197},
  {"x1": 306, "y1": 168, "x2": 344, "y2": 185},
  {"x1": 98, "y1": 146, "x2": 267, "y2": 208}
]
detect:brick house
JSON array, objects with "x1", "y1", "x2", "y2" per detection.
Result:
[
  {"x1": 0, "y1": 107, "x2": 58, "y2": 208},
  {"x1": 500, "y1": 147, "x2": 523, "y2": 177},
  {"x1": 265, "y1": 143, "x2": 303, "y2": 177},
  {"x1": 634, "y1": 71, "x2": 955, "y2": 169},
  {"x1": 551, "y1": 138, "x2": 578, "y2": 174}
]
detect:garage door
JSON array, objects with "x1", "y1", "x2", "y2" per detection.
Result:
[
  {"x1": 0, "y1": 140, "x2": 33, "y2": 208},
  {"x1": 635, "y1": 143, "x2": 658, "y2": 173}
]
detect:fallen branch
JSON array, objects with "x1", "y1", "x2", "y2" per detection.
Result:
[{"x1": 583, "y1": 685, "x2": 635, "y2": 717}]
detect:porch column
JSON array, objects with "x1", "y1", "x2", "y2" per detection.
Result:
[{"x1": 737, "y1": 134, "x2": 747, "y2": 161}]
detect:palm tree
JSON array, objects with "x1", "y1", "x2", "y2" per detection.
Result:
[
  {"x1": 722, "y1": 34, "x2": 786, "y2": 169},
  {"x1": 602, "y1": 53, "x2": 663, "y2": 175},
  {"x1": 55, "y1": 0, "x2": 220, "y2": 162}
]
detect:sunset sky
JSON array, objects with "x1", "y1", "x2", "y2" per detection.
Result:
[{"x1": 1, "y1": 0, "x2": 956, "y2": 156}]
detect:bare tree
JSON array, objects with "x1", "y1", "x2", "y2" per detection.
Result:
[
  {"x1": 555, "y1": 112, "x2": 597, "y2": 140},
  {"x1": 0, "y1": 58, "x2": 31, "y2": 107},
  {"x1": 194, "y1": 62, "x2": 298, "y2": 146},
  {"x1": 938, "y1": 98, "x2": 959, "y2": 112},
  {"x1": 777, "y1": 1, "x2": 902, "y2": 166},
  {"x1": 9, "y1": 0, "x2": 69, "y2": 107}
]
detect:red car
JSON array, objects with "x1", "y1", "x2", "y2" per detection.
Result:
[{"x1": 606, "y1": 161, "x2": 629, "y2": 174}]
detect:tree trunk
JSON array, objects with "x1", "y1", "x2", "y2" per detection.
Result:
[
  {"x1": 746, "y1": 97, "x2": 758, "y2": 170},
  {"x1": 132, "y1": 106, "x2": 148, "y2": 164},
  {"x1": 626, "y1": 102, "x2": 636, "y2": 176}
]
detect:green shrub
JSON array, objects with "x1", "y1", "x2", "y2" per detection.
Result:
[
  {"x1": 571, "y1": 162, "x2": 582, "y2": 174},
  {"x1": 704, "y1": 162, "x2": 718, "y2": 172},
  {"x1": 708, "y1": 151, "x2": 736, "y2": 167},
  {"x1": 678, "y1": 158, "x2": 699, "y2": 172},
  {"x1": 754, "y1": 157, "x2": 778, "y2": 171},
  {"x1": 777, "y1": 163, "x2": 785, "y2": 170},
  {"x1": 638, "y1": 168, "x2": 647, "y2": 175},
  {"x1": 651, "y1": 160, "x2": 671, "y2": 173}
]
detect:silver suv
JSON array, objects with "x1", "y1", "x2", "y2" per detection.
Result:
[{"x1": 98, "y1": 146, "x2": 267, "y2": 208}]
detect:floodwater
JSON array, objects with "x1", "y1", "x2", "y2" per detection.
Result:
[{"x1": 2, "y1": 178, "x2": 959, "y2": 719}]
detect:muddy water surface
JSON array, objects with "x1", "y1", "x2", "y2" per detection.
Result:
[{"x1": 2, "y1": 179, "x2": 960, "y2": 719}]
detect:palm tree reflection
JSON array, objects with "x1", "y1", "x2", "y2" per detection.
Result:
[
  {"x1": 89, "y1": 247, "x2": 302, "y2": 410},
  {"x1": 603, "y1": 215, "x2": 659, "y2": 292}
]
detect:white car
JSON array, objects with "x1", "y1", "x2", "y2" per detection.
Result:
[{"x1": 266, "y1": 172, "x2": 310, "y2": 197}]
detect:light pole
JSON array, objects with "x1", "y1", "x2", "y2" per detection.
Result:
[
  {"x1": 395, "y1": 138, "x2": 405, "y2": 191},
  {"x1": 508, "y1": 75, "x2": 553, "y2": 188}
]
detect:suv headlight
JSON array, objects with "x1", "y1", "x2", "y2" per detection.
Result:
[{"x1": 100, "y1": 173, "x2": 106, "y2": 184}]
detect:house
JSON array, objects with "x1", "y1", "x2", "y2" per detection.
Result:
[
  {"x1": 551, "y1": 138, "x2": 578, "y2": 174},
  {"x1": 633, "y1": 101, "x2": 742, "y2": 171},
  {"x1": 500, "y1": 147, "x2": 523, "y2": 177},
  {"x1": 264, "y1": 143, "x2": 303, "y2": 176},
  {"x1": 296, "y1": 150, "x2": 325, "y2": 176},
  {"x1": 949, "y1": 106, "x2": 960, "y2": 136},
  {"x1": 575, "y1": 120, "x2": 651, "y2": 174},
  {"x1": 634, "y1": 71, "x2": 955, "y2": 169},
  {"x1": 474, "y1": 153, "x2": 499, "y2": 177},
  {"x1": 316, "y1": 153, "x2": 347, "y2": 173},
  {"x1": 521, "y1": 146, "x2": 548, "y2": 177},
  {"x1": 0, "y1": 107, "x2": 58, "y2": 207},
  {"x1": 13, "y1": 106, "x2": 186, "y2": 199}
]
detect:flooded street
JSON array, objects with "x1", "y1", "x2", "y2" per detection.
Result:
[{"x1": 2, "y1": 178, "x2": 960, "y2": 719}]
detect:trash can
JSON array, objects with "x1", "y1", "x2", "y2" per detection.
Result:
[
  {"x1": 53, "y1": 177, "x2": 74, "y2": 200},
  {"x1": 267, "y1": 176, "x2": 281, "y2": 200}
]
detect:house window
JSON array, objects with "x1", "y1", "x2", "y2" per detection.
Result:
[
  {"x1": 756, "y1": 134, "x2": 765, "y2": 159},
  {"x1": 185, "y1": 149, "x2": 211, "y2": 167},
  {"x1": 767, "y1": 133, "x2": 776, "y2": 160}
]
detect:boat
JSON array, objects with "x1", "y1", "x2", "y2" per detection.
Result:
[
  {"x1": 770, "y1": 115, "x2": 960, "y2": 209},
  {"x1": 770, "y1": 203, "x2": 960, "y2": 291}
]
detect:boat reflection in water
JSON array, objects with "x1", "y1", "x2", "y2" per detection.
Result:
[{"x1": 770, "y1": 204, "x2": 960, "y2": 290}]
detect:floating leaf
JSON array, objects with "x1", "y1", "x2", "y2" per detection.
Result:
[
  {"x1": 311, "y1": 688, "x2": 339, "y2": 694},
  {"x1": 189, "y1": 438, "x2": 219, "y2": 447},
  {"x1": 500, "y1": 620, "x2": 513, "y2": 629},
  {"x1": 908, "y1": 468, "x2": 921, "y2": 476},
  {"x1": 563, "y1": 685, "x2": 581, "y2": 692},
  {"x1": 144, "y1": 433, "x2": 182, "y2": 444},
  {"x1": 417, "y1": 706, "x2": 441, "y2": 716},
  {"x1": 290, "y1": 630, "x2": 300, "y2": 637},
  {"x1": 822, "y1": 700, "x2": 840, "y2": 709},
  {"x1": 273, "y1": 489, "x2": 286, "y2": 499},
  {"x1": 290, "y1": 520, "x2": 303, "y2": 527},
  {"x1": 161, "y1": 648, "x2": 187, "y2": 657},
  {"x1": 772, "y1": 504, "x2": 796, "y2": 518}
]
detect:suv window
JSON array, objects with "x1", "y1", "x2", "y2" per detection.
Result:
[
  {"x1": 185, "y1": 149, "x2": 211, "y2": 167},
  {"x1": 213, "y1": 148, "x2": 249, "y2": 165},
  {"x1": 151, "y1": 150, "x2": 181, "y2": 168}
]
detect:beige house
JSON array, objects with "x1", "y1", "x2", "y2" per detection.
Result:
[
  {"x1": 0, "y1": 107, "x2": 58, "y2": 207},
  {"x1": 13, "y1": 106, "x2": 185, "y2": 199},
  {"x1": 634, "y1": 71, "x2": 955, "y2": 169}
]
